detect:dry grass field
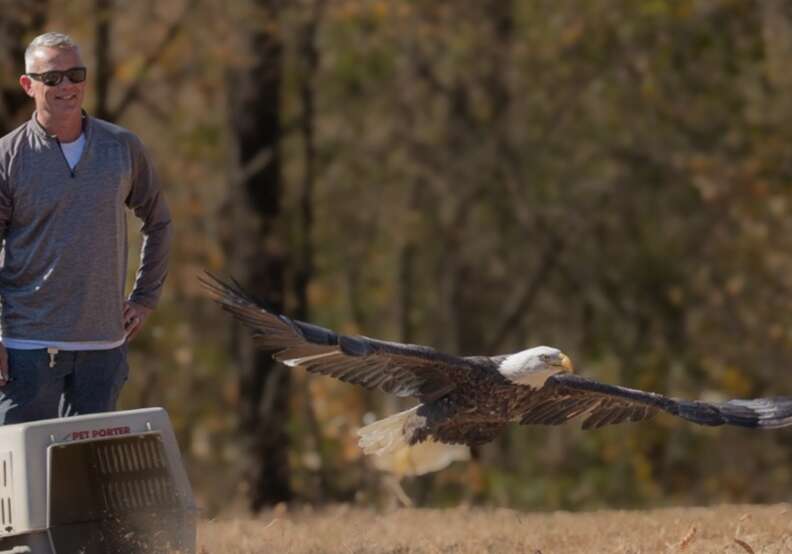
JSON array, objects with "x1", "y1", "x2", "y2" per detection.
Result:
[{"x1": 197, "y1": 503, "x2": 792, "y2": 553}]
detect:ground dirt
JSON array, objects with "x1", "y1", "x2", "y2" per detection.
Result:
[{"x1": 196, "y1": 503, "x2": 792, "y2": 553}]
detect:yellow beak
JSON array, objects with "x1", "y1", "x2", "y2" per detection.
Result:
[{"x1": 559, "y1": 353, "x2": 574, "y2": 373}]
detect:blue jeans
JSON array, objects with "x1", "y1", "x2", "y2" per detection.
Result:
[{"x1": 0, "y1": 345, "x2": 129, "y2": 424}]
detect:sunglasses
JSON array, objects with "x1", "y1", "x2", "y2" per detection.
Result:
[{"x1": 26, "y1": 67, "x2": 87, "y2": 87}]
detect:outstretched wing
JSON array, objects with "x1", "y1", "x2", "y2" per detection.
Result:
[
  {"x1": 521, "y1": 373, "x2": 792, "y2": 430},
  {"x1": 201, "y1": 273, "x2": 474, "y2": 402}
]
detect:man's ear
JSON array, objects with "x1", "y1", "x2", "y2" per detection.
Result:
[{"x1": 18, "y1": 74, "x2": 34, "y2": 97}]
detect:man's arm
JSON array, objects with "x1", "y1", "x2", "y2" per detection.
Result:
[
  {"x1": 0, "y1": 161, "x2": 12, "y2": 384},
  {"x1": 124, "y1": 134, "x2": 172, "y2": 338}
]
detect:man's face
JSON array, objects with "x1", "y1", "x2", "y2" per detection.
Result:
[{"x1": 19, "y1": 46, "x2": 86, "y2": 119}]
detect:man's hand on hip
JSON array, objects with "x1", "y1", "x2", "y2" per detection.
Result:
[{"x1": 123, "y1": 301, "x2": 153, "y2": 341}]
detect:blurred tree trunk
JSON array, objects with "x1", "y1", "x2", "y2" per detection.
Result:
[
  {"x1": 760, "y1": 0, "x2": 792, "y2": 94},
  {"x1": 225, "y1": 0, "x2": 291, "y2": 511},
  {"x1": 295, "y1": 0, "x2": 334, "y2": 500},
  {"x1": 0, "y1": 1, "x2": 48, "y2": 134},
  {"x1": 760, "y1": 0, "x2": 792, "y2": 125},
  {"x1": 94, "y1": 0, "x2": 113, "y2": 120}
]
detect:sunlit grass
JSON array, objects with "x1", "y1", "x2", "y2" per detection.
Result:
[{"x1": 197, "y1": 503, "x2": 791, "y2": 553}]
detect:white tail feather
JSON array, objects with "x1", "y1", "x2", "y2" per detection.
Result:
[
  {"x1": 357, "y1": 406, "x2": 418, "y2": 456},
  {"x1": 372, "y1": 440, "x2": 470, "y2": 477},
  {"x1": 357, "y1": 407, "x2": 470, "y2": 476}
]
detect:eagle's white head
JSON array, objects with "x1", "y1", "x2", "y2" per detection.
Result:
[{"x1": 497, "y1": 345, "x2": 574, "y2": 388}]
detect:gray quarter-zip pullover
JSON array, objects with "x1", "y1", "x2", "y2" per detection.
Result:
[{"x1": 0, "y1": 113, "x2": 171, "y2": 342}]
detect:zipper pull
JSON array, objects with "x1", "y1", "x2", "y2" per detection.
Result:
[{"x1": 47, "y1": 347, "x2": 58, "y2": 368}]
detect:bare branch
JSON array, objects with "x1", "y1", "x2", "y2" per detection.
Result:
[
  {"x1": 484, "y1": 233, "x2": 564, "y2": 353},
  {"x1": 231, "y1": 148, "x2": 273, "y2": 189},
  {"x1": 109, "y1": 0, "x2": 199, "y2": 121}
]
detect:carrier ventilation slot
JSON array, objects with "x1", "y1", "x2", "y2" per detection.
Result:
[
  {"x1": 50, "y1": 434, "x2": 181, "y2": 527},
  {"x1": 0, "y1": 451, "x2": 12, "y2": 530}
]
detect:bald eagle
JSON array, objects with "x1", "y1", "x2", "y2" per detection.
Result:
[{"x1": 203, "y1": 275, "x2": 792, "y2": 472}]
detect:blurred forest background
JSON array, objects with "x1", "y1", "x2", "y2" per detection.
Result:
[{"x1": 1, "y1": 0, "x2": 792, "y2": 515}]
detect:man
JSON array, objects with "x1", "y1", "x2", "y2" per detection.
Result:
[{"x1": 0, "y1": 32, "x2": 171, "y2": 423}]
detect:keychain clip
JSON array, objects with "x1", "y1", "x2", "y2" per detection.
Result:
[{"x1": 47, "y1": 347, "x2": 58, "y2": 368}]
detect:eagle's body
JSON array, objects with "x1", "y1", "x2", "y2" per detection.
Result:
[
  {"x1": 203, "y1": 275, "x2": 792, "y2": 472},
  {"x1": 401, "y1": 363, "x2": 539, "y2": 446}
]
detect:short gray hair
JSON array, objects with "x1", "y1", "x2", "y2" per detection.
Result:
[{"x1": 25, "y1": 32, "x2": 80, "y2": 72}]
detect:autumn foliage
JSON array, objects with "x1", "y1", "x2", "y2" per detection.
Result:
[{"x1": 1, "y1": 0, "x2": 791, "y2": 513}]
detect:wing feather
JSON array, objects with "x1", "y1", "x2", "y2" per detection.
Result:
[
  {"x1": 202, "y1": 273, "x2": 469, "y2": 401},
  {"x1": 523, "y1": 373, "x2": 792, "y2": 429},
  {"x1": 274, "y1": 345, "x2": 337, "y2": 363},
  {"x1": 520, "y1": 398, "x2": 566, "y2": 425},
  {"x1": 534, "y1": 399, "x2": 582, "y2": 425}
]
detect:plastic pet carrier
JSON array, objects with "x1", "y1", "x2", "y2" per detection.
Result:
[{"x1": 0, "y1": 408, "x2": 196, "y2": 553}]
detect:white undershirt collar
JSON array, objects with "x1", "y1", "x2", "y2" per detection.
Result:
[{"x1": 60, "y1": 132, "x2": 86, "y2": 169}]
